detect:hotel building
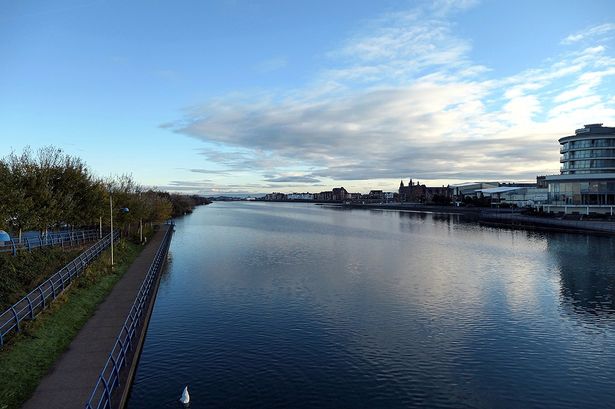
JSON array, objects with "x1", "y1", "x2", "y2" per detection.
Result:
[{"x1": 545, "y1": 123, "x2": 615, "y2": 214}]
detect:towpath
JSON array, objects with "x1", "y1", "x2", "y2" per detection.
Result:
[{"x1": 22, "y1": 225, "x2": 169, "y2": 409}]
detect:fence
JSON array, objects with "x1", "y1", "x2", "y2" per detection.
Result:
[
  {"x1": 84, "y1": 225, "x2": 173, "y2": 409},
  {"x1": 0, "y1": 229, "x2": 102, "y2": 255},
  {"x1": 0, "y1": 230, "x2": 120, "y2": 346}
]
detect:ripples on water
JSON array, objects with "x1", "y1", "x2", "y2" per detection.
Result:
[{"x1": 126, "y1": 202, "x2": 615, "y2": 409}]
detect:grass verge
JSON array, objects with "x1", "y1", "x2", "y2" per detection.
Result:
[{"x1": 0, "y1": 239, "x2": 143, "y2": 409}]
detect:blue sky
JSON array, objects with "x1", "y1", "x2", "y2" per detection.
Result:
[{"x1": 1, "y1": 0, "x2": 615, "y2": 195}]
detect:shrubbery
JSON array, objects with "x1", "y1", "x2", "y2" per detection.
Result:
[{"x1": 0, "y1": 146, "x2": 209, "y2": 237}]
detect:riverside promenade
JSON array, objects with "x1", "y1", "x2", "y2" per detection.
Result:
[{"x1": 22, "y1": 225, "x2": 170, "y2": 409}]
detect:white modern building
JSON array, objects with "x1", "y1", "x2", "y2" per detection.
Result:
[
  {"x1": 545, "y1": 123, "x2": 615, "y2": 215},
  {"x1": 450, "y1": 182, "x2": 499, "y2": 198}
]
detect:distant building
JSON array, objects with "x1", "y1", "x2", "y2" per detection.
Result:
[
  {"x1": 449, "y1": 182, "x2": 498, "y2": 200},
  {"x1": 545, "y1": 123, "x2": 615, "y2": 214},
  {"x1": 349, "y1": 192, "x2": 362, "y2": 201},
  {"x1": 316, "y1": 191, "x2": 333, "y2": 201},
  {"x1": 536, "y1": 176, "x2": 547, "y2": 188},
  {"x1": 264, "y1": 192, "x2": 287, "y2": 201},
  {"x1": 476, "y1": 186, "x2": 548, "y2": 207},
  {"x1": 399, "y1": 179, "x2": 451, "y2": 203},
  {"x1": 332, "y1": 187, "x2": 349, "y2": 201},
  {"x1": 287, "y1": 193, "x2": 314, "y2": 200},
  {"x1": 368, "y1": 190, "x2": 384, "y2": 201}
]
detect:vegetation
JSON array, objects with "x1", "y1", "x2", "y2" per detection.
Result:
[
  {"x1": 0, "y1": 146, "x2": 209, "y2": 405},
  {"x1": 0, "y1": 147, "x2": 202, "y2": 408},
  {"x1": 0, "y1": 146, "x2": 210, "y2": 239},
  {"x1": 461, "y1": 195, "x2": 492, "y2": 207},
  {"x1": 159, "y1": 192, "x2": 212, "y2": 218},
  {"x1": 0, "y1": 247, "x2": 82, "y2": 311},
  {"x1": 0, "y1": 239, "x2": 141, "y2": 409},
  {"x1": 430, "y1": 194, "x2": 452, "y2": 205}
]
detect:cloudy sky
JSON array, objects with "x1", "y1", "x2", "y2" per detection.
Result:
[{"x1": 2, "y1": 0, "x2": 615, "y2": 195}]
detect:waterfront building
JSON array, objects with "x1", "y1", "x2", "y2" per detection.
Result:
[
  {"x1": 545, "y1": 123, "x2": 615, "y2": 215},
  {"x1": 350, "y1": 193, "x2": 362, "y2": 201},
  {"x1": 449, "y1": 182, "x2": 499, "y2": 200},
  {"x1": 332, "y1": 187, "x2": 349, "y2": 201},
  {"x1": 316, "y1": 191, "x2": 333, "y2": 201},
  {"x1": 477, "y1": 186, "x2": 548, "y2": 207},
  {"x1": 287, "y1": 193, "x2": 314, "y2": 200},
  {"x1": 368, "y1": 190, "x2": 384, "y2": 201},
  {"x1": 399, "y1": 179, "x2": 451, "y2": 203}
]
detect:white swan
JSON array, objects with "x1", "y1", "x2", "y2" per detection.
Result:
[{"x1": 180, "y1": 385, "x2": 190, "y2": 405}]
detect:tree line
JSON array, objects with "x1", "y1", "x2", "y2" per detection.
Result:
[{"x1": 0, "y1": 146, "x2": 209, "y2": 238}]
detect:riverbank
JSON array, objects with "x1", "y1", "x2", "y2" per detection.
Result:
[
  {"x1": 478, "y1": 212, "x2": 615, "y2": 235},
  {"x1": 0, "y1": 239, "x2": 142, "y2": 409},
  {"x1": 19, "y1": 225, "x2": 170, "y2": 409},
  {"x1": 338, "y1": 202, "x2": 481, "y2": 216},
  {"x1": 336, "y1": 202, "x2": 615, "y2": 236}
]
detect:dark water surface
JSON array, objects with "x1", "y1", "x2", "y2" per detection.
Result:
[{"x1": 126, "y1": 202, "x2": 615, "y2": 409}]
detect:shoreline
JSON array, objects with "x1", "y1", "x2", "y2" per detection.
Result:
[
  {"x1": 334, "y1": 203, "x2": 615, "y2": 236},
  {"x1": 229, "y1": 201, "x2": 615, "y2": 236}
]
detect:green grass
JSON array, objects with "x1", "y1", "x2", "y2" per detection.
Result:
[{"x1": 0, "y1": 239, "x2": 143, "y2": 409}]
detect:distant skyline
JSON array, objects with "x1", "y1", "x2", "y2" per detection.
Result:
[{"x1": 2, "y1": 0, "x2": 615, "y2": 195}]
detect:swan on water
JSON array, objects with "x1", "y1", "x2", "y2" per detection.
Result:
[{"x1": 180, "y1": 385, "x2": 190, "y2": 404}]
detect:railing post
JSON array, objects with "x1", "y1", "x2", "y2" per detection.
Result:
[
  {"x1": 10, "y1": 306, "x2": 20, "y2": 332},
  {"x1": 100, "y1": 375, "x2": 112, "y2": 409},
  {"x1": 26, "y1": 294, "x2": 35, "y2": 319},
  {"x1": 109, "y1": 354, "x2": 120, "y2": 389},
  {"x1": 50, "y1": 278, "x2": 57, "y2": 299},
  {"x1": 39, "y1": 286, "x2": 46, "y2": 309}
]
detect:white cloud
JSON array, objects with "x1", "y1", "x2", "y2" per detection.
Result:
[
  {"x1": 561, "y1": 23, "x2": 615, "y2": 44},
  {"x1": 163, "y1": 6, "x2": 615, "y2": 192}
]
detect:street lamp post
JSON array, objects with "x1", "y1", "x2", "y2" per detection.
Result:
[{"x1": 110, "y1": 194, "x2": 114, "y2": 266}]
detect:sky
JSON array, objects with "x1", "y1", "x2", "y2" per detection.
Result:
[{"x1": 1, "y1": 0, "x2": 615, "y2": 195}]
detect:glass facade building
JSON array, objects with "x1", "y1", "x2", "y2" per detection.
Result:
[{"x1": 547, "y1": 124, "x2": 615, "y2": 209}]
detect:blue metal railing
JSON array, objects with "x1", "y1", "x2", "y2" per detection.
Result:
[
  {"x1": 0, "y1": 229, "x2": 101, "y2": 255},
  {"x1": 0, "y1": 231, "x2": 120, "y2": 346},
  {"x1": 85, "y1": 225, "x2": 174, "y2": 409}
]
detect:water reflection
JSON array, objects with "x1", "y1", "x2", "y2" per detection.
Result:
[
  {"x1": 127, "y1": 202, "x2": 615, "y2": 409},
  {"x1": 549, "y1": 234, "x2": 615, "y2": 319}
]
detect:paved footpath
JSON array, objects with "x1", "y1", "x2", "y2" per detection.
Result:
[{"x1": 23, "y1": 225, "x2": 169, "y2": 409}]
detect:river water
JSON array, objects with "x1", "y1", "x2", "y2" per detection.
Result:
[{"x1": 126, "y1": 202, "x2": 615, "y2": 409}]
